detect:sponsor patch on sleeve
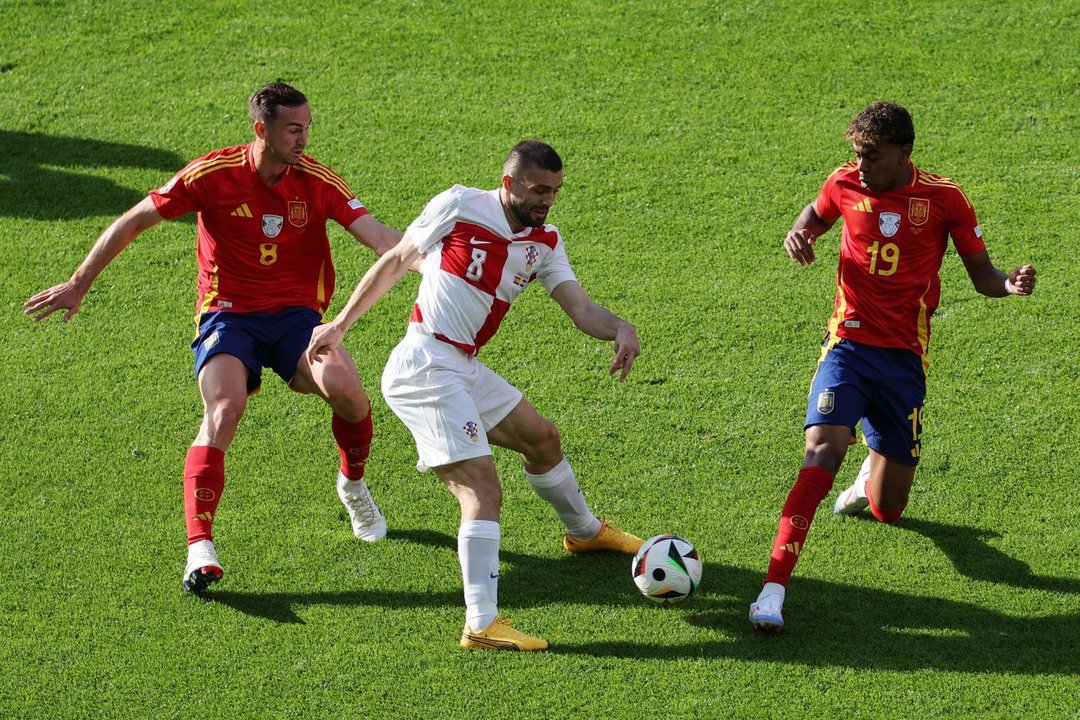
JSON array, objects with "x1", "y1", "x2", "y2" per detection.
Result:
[
  {"x1": 974, "y1": 225, "x2": 982, "y2": 238},
  {"x1": 347, "y1": 198, "x2": 364, "y2": 210}
]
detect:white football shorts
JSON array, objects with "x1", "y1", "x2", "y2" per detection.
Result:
[{"x1": 381, "y1": 329, "x2": 523, "y2": 472}]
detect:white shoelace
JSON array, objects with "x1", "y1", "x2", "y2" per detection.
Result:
[{"x1": 343, "y1": 485, "x2": 380, "y2": 524}]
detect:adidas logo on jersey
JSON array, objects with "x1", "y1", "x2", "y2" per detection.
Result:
[
  {"x1": 851, "y1": 198, "x2": 872, "y2": 212},
  {"x1": 782, "y1": 542, "x2": 802, "y2": 556},
  {"x1": 230, "y1": 203, "x2": 253, "y2": 218}
]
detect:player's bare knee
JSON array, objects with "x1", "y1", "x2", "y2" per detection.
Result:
[
  {"x1": 802, "y1": 443, "x2": 845, "y2": 476},
  {"x1": 455, "y1": 479, "x2": 502, "y2": 517},
  {"x1": 479, "y1": 481, "x2": 503, "y2": 512},
  {"x1": 525, "y1": 420, "x2": 562, "y2": 468},
  {"x1": 330, "y1": 387, "x2": 370, "y2": 422},
  {"x1": 205, "y1": 400, "x2": 244, "y2": 435}
]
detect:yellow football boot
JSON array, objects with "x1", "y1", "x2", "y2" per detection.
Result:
[
  {"x1": 459, "y1": 617, "x2": 549, "y2": 651},
  {"x1": 563, "y1": 520, "x2": 644, "y2": 555}
]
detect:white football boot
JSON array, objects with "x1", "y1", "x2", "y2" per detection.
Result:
[
  {"x1": 749, "y1": 582, "x2": 786, "y2": 632},
  {"x1": 183, "y1": 539, "x2": 223, "y2": 593},
  {"x1": 336, "y1": 471, "x2": 387, "y2": 542},
  {"x1": 834, "y1": 454, "x2": 872, "y2": 515}
]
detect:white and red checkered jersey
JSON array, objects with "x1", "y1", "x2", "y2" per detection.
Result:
[{"x1": 406, "y1": 185, "x2": 577, "y2": 355}]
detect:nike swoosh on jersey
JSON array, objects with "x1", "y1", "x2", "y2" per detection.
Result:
[{"x1": 470, "y1": 236, "x2": 491, "y2": 245}]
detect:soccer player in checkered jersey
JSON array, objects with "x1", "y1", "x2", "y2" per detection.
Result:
[
  {"x1": 749, "y1": 102, "x2": 1037, "y2": 632},
  {"x1": 306, "y1": 140, "x2": 644, "y2": 651},
  {"x1": 25, "y1": 83, "x2": 402, "y2": 593}
]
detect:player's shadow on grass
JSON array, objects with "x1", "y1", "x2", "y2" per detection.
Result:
[
  {"x1": 203, "y1": 528, "x2": 644, "y2": 623},
  {"x1": 894, "y1": 517, "x2": 1080, "y2": 593},
  {"x1": 564, "y1": 562, "x2": 1080, "y2": 675},
  {"x1": 204, "y1": 528, "x2": 1078, "y2": 674},
  {"x1": 0, "y1": 130, "x2": 184, "y2": 220},
  {"x1": 562, "y1": 517, "x2": 1080, "y2": 674}
]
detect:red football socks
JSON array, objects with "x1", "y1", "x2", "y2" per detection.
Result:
[
  {"x1": 333, "y1": 411, "x2": 373, "y2": 481},
  {"x1": 184, "y1": 445, "x2": 225, "y2": 544},
  {"x1": 868, "y1": 491, "x2": 907, "y2": 524},
  {"x1": 764, "y1": 465, "x2": 835, "y2": 586}
]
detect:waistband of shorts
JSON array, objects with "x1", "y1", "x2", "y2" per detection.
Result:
[{"x1": 407, "y1": 323, "x2": 477, "y2": 356}]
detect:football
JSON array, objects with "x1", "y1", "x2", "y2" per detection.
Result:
[{"x1": 631, "y1": 534, "x2": 703, "y2": 603}]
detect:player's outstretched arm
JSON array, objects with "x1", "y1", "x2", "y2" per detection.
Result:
[
  {"x1": 550, "y1": 280, "x2": 640, "y2": 380},
  {"x1": 783, "y1": 203, "x2": 834, "y2": 266},
  {"x1": 346, "y1": 214, "x2": 404, "y2": 257},
  {"x1": 23, "y1": 196, "x2": 164, "y2": 322},
  {"x1": 347, "y1": 214, "x2": 422, "y2": 273},
  {"x1": 306, "y1": 233, "x2": 420, "y2": 363},
  {"x1": 960, "y1": 250, "x2": 1037, "y2": 298}
]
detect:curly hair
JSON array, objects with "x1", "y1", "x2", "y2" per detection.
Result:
[
  {"x1": 844, "y1": 102, "x2": 915, "y2": 148},
  {"x1": 248, "y1": 82, "x2": 308, "y2": 123}
]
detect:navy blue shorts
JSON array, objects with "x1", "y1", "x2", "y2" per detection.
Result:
[
  {"x1": 805, "y1": 336, "x2": 926, "y2": 466},
  {"x1": 191, "y1": 308, "x2": 322, "y2": 394}
]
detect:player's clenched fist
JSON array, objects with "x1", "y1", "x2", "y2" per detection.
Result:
[{"x1": 1008, "y1": 264, "x2": 1036, "y2": 295}]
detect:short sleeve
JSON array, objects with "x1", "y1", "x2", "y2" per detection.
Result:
[
  {"x1": 406, "y1": 185, "x2": 464, "y2": 254},
  {"x1": 149, "y1": 171, "x2": 198, "y2": 220},
  {"x1": 813, "y1": 169, "x2": 844, "y2": 224},
  {"x1": 945, "y1": 188, "x2": 986, "y2": 257},
  {"x1": 535, "y1": 234, "x2": 578, "y2": 294},
  {"x1": 328, "y1": 191, "x2": 370, "y2": 229}
]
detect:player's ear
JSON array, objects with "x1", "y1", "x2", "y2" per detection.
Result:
[
  {"x1": 253, "y1": 120, "x2": 267, "y2": 140},
  {"x1": 899, "y1": 143, "x2": 913, "y2": 161},
  {"x1": 501, "y1": 174, "x2": 514, "y2": 192}
]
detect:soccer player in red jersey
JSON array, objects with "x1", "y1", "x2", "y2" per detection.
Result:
[
  {"x1": 749, "y1": 102, "x2": 1037, "y2": 632},
  {"x1": 24, "y1": 83, "x2": 402, "y2": 592}
]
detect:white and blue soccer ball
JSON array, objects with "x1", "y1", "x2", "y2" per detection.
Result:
[{"x1": 631, "y1": 534, "x2": 702, "y2": 603}]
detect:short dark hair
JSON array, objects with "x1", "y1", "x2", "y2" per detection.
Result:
[
  {"x1": 503, "y1": 139, "x2": 563, "y2": 179},
  {"x1": 845, "y1": 102, "x2": 915, "y2": 148},
  {"x1": 248, "y1": 82, "x2": 308, "y2": 123}
]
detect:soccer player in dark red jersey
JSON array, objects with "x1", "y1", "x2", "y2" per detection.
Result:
[
  {"x1": 749, "y1": 101, "x2": 1037, "y2": 632},
  {"x1": 25, "y1": 83, "x2": 402, "y2": 593}
]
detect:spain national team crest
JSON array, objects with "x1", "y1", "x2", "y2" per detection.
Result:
[
  {"x1": 262, "y1": 214, "x2": 284, "y2": 238},
  {"x1": 817, "y1": 390, "x2": 835, "y2": 415},
  {"x1": 288, "y1": 201, "x2": 308, "y2": 228},
  {"x1": 908, "y1": 198, "x2": 930, "y2": 226},
  {"x1": 878, "y1": 212, "x2": 901, "y2": 238},
  {"x1": 463, "y1": 420, "x2": 480, "y2": 442}
]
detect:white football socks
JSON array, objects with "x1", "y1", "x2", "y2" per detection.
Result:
[
  {"x1": 524, "y1": 457, "x2": 602, "y2": 540},
  {"x1": 458, "y1": 520, "x2": 500, "y2": 632}
]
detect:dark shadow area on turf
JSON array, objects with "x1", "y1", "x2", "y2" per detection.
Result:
[
  {"x1": 202, "y1": 528, "x2": 1078, "y2": 674},
  {"x1": 563, "y1": 560, "x2": 1079, "y2": 675},
  {"x1": 203, "y1": 528, "x2": 640, "y2": 623},
  {"x1": 0, "y1": 130, "x2": 187, "y2": 220},
  {"x1": 893, "y1": 517, "x2": 1080, "y2": 594}
]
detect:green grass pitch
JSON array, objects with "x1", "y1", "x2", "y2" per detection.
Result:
[{"x1": 1, "y1": 1, "x2": 1077, "y2": 718}]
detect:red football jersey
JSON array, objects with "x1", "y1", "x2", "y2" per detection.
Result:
[
  {"x1": 814, "y1": 161, "x2": 986, "y2": 357},
  {"x1": 150, "y1": 144, "x2": 369, "y2": 316}
]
